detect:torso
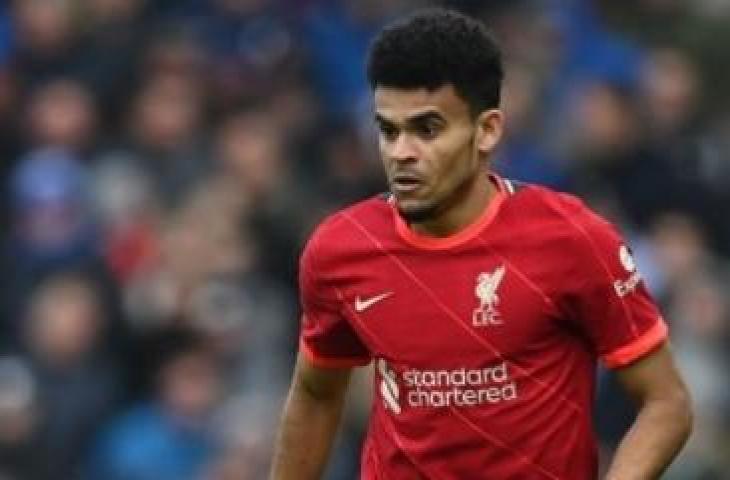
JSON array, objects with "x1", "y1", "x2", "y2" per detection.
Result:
[{"x1": 302, "y1": 178, "x2": 664, "y2": 479}]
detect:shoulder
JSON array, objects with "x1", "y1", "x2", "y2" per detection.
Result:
[
  {"x1": 311, "y1": 194, "x2": 392, "y2": 240},
  {"x1": 302, "y1": 194, "x2": 392, "y2": 265},
  {"x1": 506, "y1": 181, "x2": 591, "y2": 220},
  {"x1": 501, "y1": 181, "x2": 625, "y2": 267},
  {"x1": 508, "y1": 182, "x2": 618, "y2": 238}
]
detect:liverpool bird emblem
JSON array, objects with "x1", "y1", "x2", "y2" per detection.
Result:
[{"x1": 473, "y1": 265, "x2": 506, "y2": 326}]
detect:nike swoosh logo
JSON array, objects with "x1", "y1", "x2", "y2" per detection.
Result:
[{"x1": 355, "y1": 292, "x2": 394, "y2": 312}]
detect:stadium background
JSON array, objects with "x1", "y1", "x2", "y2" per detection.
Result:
[{"x1": 0, "y1": 0, "x2": 728, "y2": 478}]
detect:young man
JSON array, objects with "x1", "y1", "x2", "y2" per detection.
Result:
[{"x1": 271, "y1": 9, "x2": 692, "y2": 480}]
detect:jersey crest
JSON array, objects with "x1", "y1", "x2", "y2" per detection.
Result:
[{"x1": 472, "y1": 265, "x2": 506, "y2": 326}]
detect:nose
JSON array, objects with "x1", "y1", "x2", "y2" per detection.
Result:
[{"x1": 389, "y1": 134, "x2": 417, "y2": 163}]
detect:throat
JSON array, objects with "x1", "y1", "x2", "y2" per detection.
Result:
[{"x1": 410, "y1": 173, "x2": 496, "y2": 237}]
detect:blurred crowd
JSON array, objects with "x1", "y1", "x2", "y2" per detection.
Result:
[{"x1": 0, "y1": 0, "x2": 728, "y2": 479}]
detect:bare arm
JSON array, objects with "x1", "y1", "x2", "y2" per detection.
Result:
[
  {"x1": 270, "y1": 352, "x2": 354, "y2": 480},
  {"x1": 604, "y1": 343, "x2": 693, "y2": 480}
]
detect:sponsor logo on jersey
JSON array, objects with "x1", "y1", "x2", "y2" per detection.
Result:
[
  {"x1": 377, "y1": 358, "x2": 518, "y2": 413},
  {"x1": 355, "y1": 292, "x2": 393, "y2": 313},
  {"x1": 619, "y1": 245, "x2": 636, "y2": 273},
  {"x1": 378, "y1": 359, "x2": 401, "y2": 414},
  {"x1": 614, "y1": 245, "x2": 642, "y2": 297},
  {"x1": 473, "y1": 265, "x2": 506, "y2": 326}
]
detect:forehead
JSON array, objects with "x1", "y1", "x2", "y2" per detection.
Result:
[{"x1": 374, "y1": 85, "x2": 470, "y2": 122}]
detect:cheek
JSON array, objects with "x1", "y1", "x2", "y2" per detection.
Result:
[
  {"x1": 378, "y1": 136, "x2": 388, "y2": 156},
  {"x1": 432, "y1": 136, "x2": 474, "y2": 184},
  {"x1": 379, "y1": 139, "x2": 396, "y2": 170}
]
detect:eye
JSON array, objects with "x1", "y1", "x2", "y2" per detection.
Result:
[
  {"x1": 377, "y1": 122, "x2": 399, "y2": 141},
  {"x1": 414, "y1": 120, "x2": 442, "y2": 140}
]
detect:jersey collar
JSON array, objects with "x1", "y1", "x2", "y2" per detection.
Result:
[{"x1": 392, "y1": 173, "x2": 507, "y2": 250}]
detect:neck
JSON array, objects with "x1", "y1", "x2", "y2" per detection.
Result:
[{"x1": 410, "y1": 169, "x2": 497, "y2": 237}]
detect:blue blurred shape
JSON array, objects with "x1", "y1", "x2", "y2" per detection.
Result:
[{"x1": 11, "y1": 148, "x2": 86, "y2": 212}]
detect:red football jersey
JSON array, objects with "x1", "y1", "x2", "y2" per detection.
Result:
[{"x1": 299, "y1": 175, "x2": 667, "y2": 479}]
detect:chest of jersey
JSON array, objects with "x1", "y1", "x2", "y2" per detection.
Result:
[{"x1": 336, "y1": 244, "x2": 562, "y2": 367}]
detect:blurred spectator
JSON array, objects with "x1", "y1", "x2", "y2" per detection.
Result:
[
  {"x1": 300, "y1": 0, "x2": 418, "y2": 120},
  {"x1": 0, "y1": 6, "x2": 12, "y2": 66},
  {"x1": 72, "y1": 0, "x2": 147, "y2": 123},
  {"x1": 20, "y1": 272, "x2": 121, "y2": 480},
  {"x1": 665, "y1": 271, "x2": 730, "y2": 478},
  {"x1": 87, "y1": 328, "x2": 221, "y2": 480},
  {"x1": 141, "y1": 28, "x2": 206, "y2": 81},
  {"x1": 187, "y1": 270, "x2": 292, "y2": 393},
  {"x1": 213, "y1": 109, "x2": 313, "y2": 285},
  {"x1": 183, "y1": 0, "x2": 303, "y2": 107},
  {"x1": 495, "y1": 63, "x2": 570, "y2": 189},
  {"x1": 1, "y1": 149, "x2": 102, "y2": 344},
  {"x1": 310, "y1": 122, "x2": 383, "y2": 209},
  {"x1": 10, "y1": 0, "x2": 79, "y2": 85},
  {"x1": 119, "y1": 180, "x2": 251, "y2": 332},
  {"x1": 639, "y1": 48, "x2": 730, "y2": 251},
  {"x1": 203, "y1": 394, "x2": 282, "y2": 480},
  {"x1": 92, "y1": 154, "x2": 162, "y2": 285},
  {"x1": 0, "y1": 67, "x2": 19, "y2": 156},
  {"x1": 0, "y1": 356, "x2": 38, "y2": 479},
  {"x1": 641, "y1": 48, "x2": 700, "y2": 141},
  {"x1": 6, "y1": 149, "x2": 95, "y2": 264},
  {"x1": 560, "y1": 80, "x2": 674, "y2": 227},
  {"x1": 24, "y1": 78, "x2": 98, "y2": 154},
  {"x1": 110, "y1": 71, "x2": 210, "y2": 208}
]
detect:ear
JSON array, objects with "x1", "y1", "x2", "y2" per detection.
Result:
[{"x1": 475, "y1": 109, "x2": 504, "y2": 155}]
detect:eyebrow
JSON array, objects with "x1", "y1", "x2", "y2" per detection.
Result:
[
  {"x1": 406, "y1": 111, "x2": 445, "y2": 124},
  {"x1": 375, "y1": 110, "x2": 445, "y2": 126},
  {"x1": 374, "y1": 113, "x2": 393, "y2": 125}
]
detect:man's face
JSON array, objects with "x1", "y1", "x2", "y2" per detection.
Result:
[{"x1": 374, "y1": 85, "x2": 485, "y2": 222}]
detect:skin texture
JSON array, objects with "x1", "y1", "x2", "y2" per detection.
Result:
[
  {"x1": 269, "y1": 354, "x2": 351, "y2": 480},
  {"x1": 270, "y1": 85, "x2": 692, "y2": 480},
  {"x1": 374, "y1": 85, "x2": 503, "y2": 237},
  {"x1": 605, "y1": 344, "x2": 692, "y2": 480}
]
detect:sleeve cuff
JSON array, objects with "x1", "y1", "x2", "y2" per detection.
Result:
[
  {"x1": 299, "y1": 337, "x2": 372, "y2": 369},
  {"x1": 602, "y1": 318, "x2": 668, "y2": 369}
]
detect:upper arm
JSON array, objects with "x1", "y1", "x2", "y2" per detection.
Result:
[
  {"x1": 299, "y1": 229, "x2": 371, "y2": 367},
  {"x1": 613, "y1": 343, "x2": 690, "y2": 406},
  {"x1": 557, "y1": 197, "x2": 668, "y2": 368}
]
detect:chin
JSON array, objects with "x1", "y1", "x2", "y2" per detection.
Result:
[{"x1": 396, "y1": 200, "x2": 439, "y2": 224}]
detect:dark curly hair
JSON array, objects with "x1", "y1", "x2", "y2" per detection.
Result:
[{"x1": 366, "y1": 8, "x2": 503, "y2": 116}]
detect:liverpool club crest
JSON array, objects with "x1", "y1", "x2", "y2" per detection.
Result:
[{"x1": 473, "y1": 265, "x2": 506, "y2": 326}]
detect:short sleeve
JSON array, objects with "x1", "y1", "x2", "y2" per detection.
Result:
[
  {"x1": 298, "y1": 231, "x2": 371, "y2": 368},
  {"x1": 561, "y1": 202, "x2": 668, "y2": 369}
]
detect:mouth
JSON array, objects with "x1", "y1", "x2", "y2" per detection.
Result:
[{"x1": 390, "y1": 173, "x2": 425, "y2": 194}]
